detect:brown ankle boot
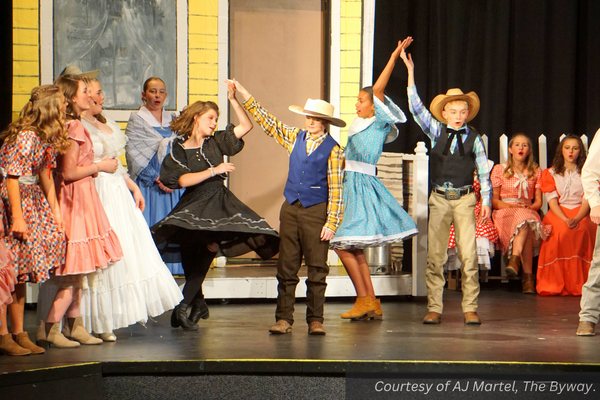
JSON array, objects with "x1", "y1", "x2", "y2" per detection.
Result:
[
  {"x1": 0, "y1": 333, "x2": 31, "y2": 356},
  {"x1": 63, "y1": 317, "x2": 103, "y2": 345},
  {"x1": 354, "y1": 299, "x2": 383, "y2": 320},
  {"x1": 37, "y1": 321, "x2": 80, "y2": 349},
  {"x1": 341, "y1": 296, "x2": 376, "y2": 319},
  {"x1": 13, "y1": 331, "x2": 45, "y2": 354},
  {"x1": 506, "y1": 255, "x2": 521, "y2": 277},
  {"x1": 522, "y1": 273, "x2": 536, "y2": 294}
]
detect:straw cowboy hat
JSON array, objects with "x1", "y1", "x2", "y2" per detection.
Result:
[
  {"x1": 430, "y1": 88, "x2": 480, "y2": 124},
  {"x1": 289, "y1": 99, "x2": 346, "y2": 128},
  {"x1": 59, "y1": 65, "x2": 101, "y2": 78}
]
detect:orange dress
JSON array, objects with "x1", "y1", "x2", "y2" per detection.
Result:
[
  {"x1": 537, "y1": 168, "x2": 597, "y2": 296},
  {"x1": 54, "y1": 120, "x2": 123, "y2": 275}
]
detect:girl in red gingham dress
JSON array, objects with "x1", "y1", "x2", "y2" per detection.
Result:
[
  {"x1": 446, "y1": 171, "x2": 499, "y2": 272},
  {"x1": 491, "y1": 134, "x2": 551, "y2": 294}
]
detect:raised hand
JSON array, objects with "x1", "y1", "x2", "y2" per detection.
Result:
[{"x1": 399, "y1": 36, "x2": 414, "y2": 70}]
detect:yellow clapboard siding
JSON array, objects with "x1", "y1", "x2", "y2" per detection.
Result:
[
  {"x1": 189, "y1": 15, "x2": 218, "y2": 33},
  {"x1": 13, "y1": 60, "x2": 39, "y2": 76}
]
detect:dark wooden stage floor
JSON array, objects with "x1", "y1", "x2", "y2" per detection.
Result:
[{"x1": 2, "y1": 282, "x2": 599, "y2": 375}]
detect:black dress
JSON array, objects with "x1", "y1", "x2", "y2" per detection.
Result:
[{"x1": 151, "y1": 125, "x2": 280, "y2": 261}]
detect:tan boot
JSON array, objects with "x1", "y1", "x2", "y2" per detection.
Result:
[
  {"x1": 0, "y1": 333, "x2": 31, "y2": 356},
  {"x1": 63, "y1": 317, "x2": 103, "y2": 345},
  {"x1": 522, "y1": 273, "x2": 536, "y2": 294},
  {"x1": 36, "y1": 321, "x2": 80, "y2": 349},
  {"x1": 506, "y1": 255, "x2": 521, "y2": 277},
  {"x1": 341, "y1": 296, "x2": 376, "y2": 319},
  {"x1": 13, "y1": 331, "x2": 45, "y2": 354},
  {"x1": 354, "y1": 299, "x2": 383, "y2": 321}
]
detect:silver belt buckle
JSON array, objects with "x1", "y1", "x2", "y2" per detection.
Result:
[{"x1": 444, "y1": 188, "x2": 461, "y2": 200}]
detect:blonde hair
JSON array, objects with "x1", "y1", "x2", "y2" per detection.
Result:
[
  {"x1": 504, "y1": 133, "x2": 538, "y2": 180},
  {"x1": 170, "y1": 101, "x2": 220, "y2": 138},
  {"x1": 0, "y1": 85, "x2": 71, "y2": 153},
  {"x1": 55, "y1": 74, "x2": 85, "y2": 121},
  {"x1": 81, "y1": 75, "x2": 107, "y2": 124}
]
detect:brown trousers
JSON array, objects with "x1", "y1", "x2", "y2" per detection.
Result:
[{"x1": 275, "y1": 200, "x2": 330, "y2": 325}]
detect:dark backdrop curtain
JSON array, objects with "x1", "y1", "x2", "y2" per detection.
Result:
[
  {"x1": 376, "y1": 0, "x2": 600, "y2": 163},
  {"x1": 0, "y1": 1, "x2": 12, "y2": 131}
]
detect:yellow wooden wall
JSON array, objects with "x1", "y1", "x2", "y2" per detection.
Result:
[
  {"x1": 12, "y1": 0, "x2": 40, "y2": 121},
  {"x1": 189, "y1": 0, "x2": 219, "y2": 104},
  {"x1": 339, "y1": 0, "x2": 363, "y2": 145}
]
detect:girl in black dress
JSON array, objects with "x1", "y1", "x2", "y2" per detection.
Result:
[{"x1": 152, "y1": 80, "x2": 279, "y2": 330}]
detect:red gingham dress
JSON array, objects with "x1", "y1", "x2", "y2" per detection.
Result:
[
  {"x1": 448, "y1": 179, "x2": 499, "y2": 247},
  {"x1": 491, "y1": 163, "x2": 551, "y2": 256}
]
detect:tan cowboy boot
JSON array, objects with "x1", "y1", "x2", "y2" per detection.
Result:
[
  {"x1": 36, "y1": 321, "x2": 80, "y2": 349},
  {"x1": 0, "y1": 333, "x2": 31, "y2": 356},
  {"x1": 13, "y1": 331, "x2": 45, "y2": 354},
  {"x1": 63, "y1": 317, "x2": 103, "y2": 345},
  {"x1": 341, "y1": 296, "x2": 376, "y2": 319}
]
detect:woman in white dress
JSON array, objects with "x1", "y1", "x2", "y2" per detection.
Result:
[{"x1": 78, "y1": 76, "x2": 183, "y2": 340}]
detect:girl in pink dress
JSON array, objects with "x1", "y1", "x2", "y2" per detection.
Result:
[
  {"x1": 36, "y1": 75, "x2": 123, "y2": 349},
  {"x1": 537, "y1": 135, "x2": 596, "y2": 296},
  {"x1": 0, "y1": 85, "x2": 69, "y2": 356},
  {"x1": 491, "y1": 133, "x2": 551, "y2": 294}
]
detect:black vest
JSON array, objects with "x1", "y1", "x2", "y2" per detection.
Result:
[{"x1": 430, "y1": 126, "x2": 479, "y2": 188}]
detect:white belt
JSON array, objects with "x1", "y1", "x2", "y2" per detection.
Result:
[
  {"x1": 19, "y1": 176, "x2": 37, "y2": 185},
  {"x1": 345, "y1": 160, "x2": 376, "y2": 176}
]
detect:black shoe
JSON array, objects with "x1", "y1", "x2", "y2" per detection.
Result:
[
  {"x1": 175, "y1": 303, "x2": 198, "y2": 331},
  {"x1": 189, "y1": 298, "x2": 210, "y2": 324},
  {"x1": 170, "y1": 306, "x2": 181, "y2": 328}
]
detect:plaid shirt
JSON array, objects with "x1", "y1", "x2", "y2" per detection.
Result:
[
  {"x1": 243, "y1": 96, "x2": 344, "y2": 233},
  {"x1": 407, "y1": 86, "x2": 492, "y2": 207}
]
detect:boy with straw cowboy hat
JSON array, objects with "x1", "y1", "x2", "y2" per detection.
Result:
[
  {"x1": 400, "y1": 39, "x2": 492, "y2": 325},
  {"x1": 232, "y1": 80, "x2": 345, "y2": 335}
]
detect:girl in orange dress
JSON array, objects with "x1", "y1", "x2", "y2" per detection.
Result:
[
  {"x1": 36, "y1": 75, "x2": 123, "y2": 349},
  {"x1": 0, "y1": 85, "x2": 70, "y2": 355},
  {"x1": 491, "y1": 133, "x2": 551, "y2": 294},
  {"x1": 537, "y1": 135, "x2": 596, "y2": 295}
]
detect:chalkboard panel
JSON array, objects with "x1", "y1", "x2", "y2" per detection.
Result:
[{"x1": 53, "y1": 0, "x2": 177, "y2": 110}]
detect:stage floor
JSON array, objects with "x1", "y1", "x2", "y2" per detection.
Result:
[{"x1": 2, "y1": 281, "x2": 600, "y2": 377}]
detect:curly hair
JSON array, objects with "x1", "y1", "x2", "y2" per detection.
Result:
[
  {"x1": 504, "y1": 133, "x2": 538, "y2": 180},
  {"x1": 0, "y1": 85, "x2": 71, "y2": 153},
  {"x1": 81, "y1": 75, "x2": 107, "y2": 124},
  {"x1": 551, "y1": 134, "x2": 586, "y2": 175},
  {"x1": 170, "y1": 101, "x2": 220, "y2": 138},
  {"x1": 55, "y1": 74, "x2": 86, "y2": 121}
]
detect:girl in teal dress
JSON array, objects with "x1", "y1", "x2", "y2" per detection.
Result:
[{"x1": 330, "y1": 38, "x2": 417, "y2": 320}]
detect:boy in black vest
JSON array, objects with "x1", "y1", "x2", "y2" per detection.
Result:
[
  {"x1": 233, "y1": 80, "x2": 345, "y2": 335},
  {"x1": 400, "y1": 39, "x2": 492, "y2": 325}
]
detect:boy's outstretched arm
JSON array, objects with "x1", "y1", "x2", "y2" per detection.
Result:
[{"x1": 399, "y1": 39, "x2": 416, "y2": 88}]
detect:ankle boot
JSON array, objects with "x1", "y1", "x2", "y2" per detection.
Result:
[
  {"x1": 36, "y1": 321, "x2": 80, "y2": 349},
  {"x1": 63, "y1": 317, "x2": 103, "y2": 345},
  {"x1": 354, "y1": 299, "x2": 383, "y2": 321},
  {"x1": 171, "y1": 306, "x2": 181, "y2": 328},
  {"x1": 189, "y1": 297, "x2": 210, "y2": 324},
  {"x1": 0, "y1": 333, "x2": 31, "y2": 356},
  {"x1": 13, "y1": 331, "x2": 45, "y2": 354},
  {"x1": 506, "y1": 255, "x2": 521, "y2": 277},
  {"x1": 341, "y1": 296, "x2": 376, "y2": 319},
  {"x1": 522, "y1": 273, "x2": 536, "y2": 294},
  {"x1": 175, "y1": 303, "x2": 198, "y2": 331}
]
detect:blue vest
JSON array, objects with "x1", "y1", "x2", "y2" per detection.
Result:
[{"x1": 283, "y1": 131, "x2": 338, "y2": 208}]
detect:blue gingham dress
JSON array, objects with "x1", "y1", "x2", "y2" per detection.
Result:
[{"x1": 330, "y1": 96, "x2": 418, "y2": 250}]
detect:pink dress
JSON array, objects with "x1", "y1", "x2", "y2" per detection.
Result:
[
  {"x1": 0, "y1": 131, "x2": 66, "y2": 283},
  {"x1": 0, "y1": 212, "x2": 16, "y2": 311},
  {"x1": 54, "y1": 120, "x2": 123, "y2": 275},
  {"x1": 491, "y1": 163, "x2": 551, "y2": 256}
]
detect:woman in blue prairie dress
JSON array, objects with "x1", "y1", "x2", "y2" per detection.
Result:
[
  {"x1": 125, "y1": 77, "x2": 184, "y2": 275},
  {"x1": 330, "y1": 38, "x2": 417, "y2": 321}
]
